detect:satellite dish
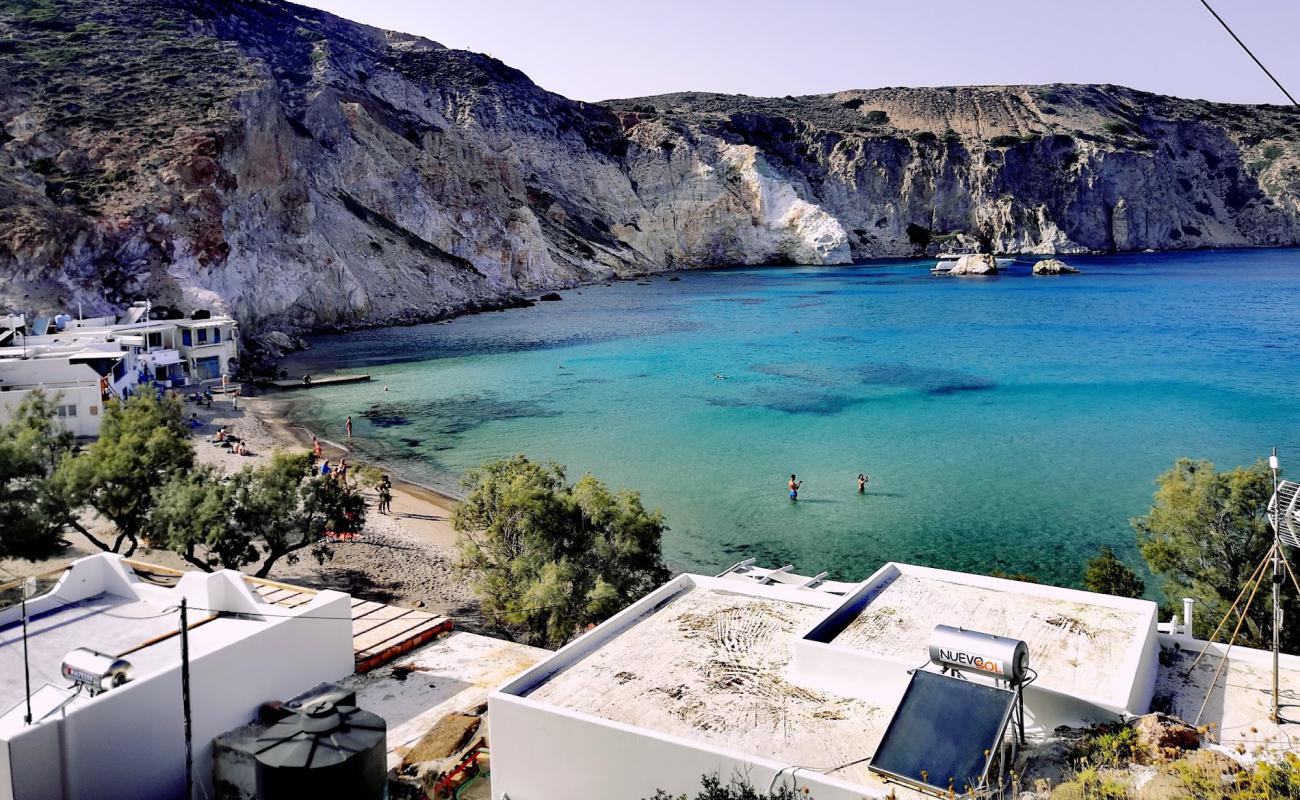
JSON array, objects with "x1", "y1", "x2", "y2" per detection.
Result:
[{"x1": 1268, "y1": 480, "x2": 1300, "y2": 549}]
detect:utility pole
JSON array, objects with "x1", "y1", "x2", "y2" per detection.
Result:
[{"x1": 1269, "y1": 447, "x2": 1281, "y2": 722}]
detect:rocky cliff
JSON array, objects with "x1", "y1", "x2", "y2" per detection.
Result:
[{"x1": 3, "y1": 0, "x2": 1300, "y2": 343}]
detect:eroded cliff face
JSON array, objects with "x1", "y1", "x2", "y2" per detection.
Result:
[{"x1": 3, "y1": 0, "x2": 1300, "y2": 343}]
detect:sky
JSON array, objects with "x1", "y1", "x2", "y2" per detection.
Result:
[{"x1": 296, "y1": 0, "x2": 1300, "y2": 105}]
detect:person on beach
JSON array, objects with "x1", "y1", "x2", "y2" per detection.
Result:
[
  {"x1": 858, "y1": 473, "x2": 868, "y2": 494},
  {"x1": 302, "y1": 374, "x2": 312, "y2": 385},
  {"x1": 320, "y1": 460, "x2": 331, "y2": 477},
  {"x1": 345, "y1": 416, "x2": 353, "y2": 439},
  {"x1": 788, "y1": 474, "x2": 802, "y2": 501},
  {"x1": 378, "y1": 475, "x2": 393, "y2": 515},
  {"x1": 337, "y1": 459, "x2": 348, "y2": 483},
  {"x1": 312, "y1": 435, "x2": 322, "y2": 458},
  {"x1": 232, "y1": 386, "x2": 240, "y2": 410}
]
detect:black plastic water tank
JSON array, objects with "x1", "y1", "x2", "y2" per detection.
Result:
[{"x1": 253, "y1": 699, "x2": 387, "y2": 800}]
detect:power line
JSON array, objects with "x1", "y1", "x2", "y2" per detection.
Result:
[{"x1": 1198, "y1": 0, "x2": 1299, "y2": 107}]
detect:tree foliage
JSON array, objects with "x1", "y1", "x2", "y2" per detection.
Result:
[
  {"x1": 0, "y1": 390, "x2": 76, "y2": 559},
  {"x1": 1082, "y1": 546, "x2": 1146, "y2": 599},
  {"x1": 154, "y1": 452, "x2": 367, "y2": 577},
  {"x1": 453, "y1": 454, "x2": 670, "y2": 647},
  {"x1": 54, "y1": 392, "x2": 193, "y2": 554},
  {"x1": 1134, "y1": 458, "x2": 1297, "y2": 651}
]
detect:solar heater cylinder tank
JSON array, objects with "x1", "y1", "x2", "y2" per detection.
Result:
[{"x1": 928, "y1": 625, "x2": 1029, "y2": 683}]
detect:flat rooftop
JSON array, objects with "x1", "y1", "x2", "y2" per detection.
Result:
[
  {"x1": 829, "y1": 572, "x2": 1146, "y2": 703},
  {"x1": 0, "y1": 593, "x2": 262, "y2": 728},
  {"x1": 525, "y1": 585, "x2": 889, "y2": 788},
  {"x1": 1155, "y1": 641, "x2": 1300, "y2": 755},
  {"x1": 346, "y1": 631, "x2": 550, "y2": 770}
]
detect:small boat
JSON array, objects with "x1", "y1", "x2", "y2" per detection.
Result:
[{"x1": 931, "y1": 253, "x2": 1019, "y2": 273}]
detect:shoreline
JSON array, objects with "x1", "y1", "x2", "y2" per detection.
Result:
[
  {"x1": 247, "y1": 393, "x2": 464, "y2": 513},
  {"x1": 2, "y1": 392, "x2": 482, "y2": 624}
]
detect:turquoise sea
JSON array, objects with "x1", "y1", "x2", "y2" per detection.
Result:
[{"x1": 279, "y1": 250, "x2": 1300, "y2": 589}]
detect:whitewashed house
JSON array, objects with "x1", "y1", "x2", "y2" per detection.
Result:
[
  {"x1": 0, "y1": 554, "x2": 353, "y2": 800},
  {"x1": 0, "y1": 305, "x2": 240, "y2": 435}
]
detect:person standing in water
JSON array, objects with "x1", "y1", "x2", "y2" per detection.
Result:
[
  {"x1": 788, "y1": 474, "x2": 802, "y2": 501},
  {"x1": 857, "y1": 473, "x2": 868, "y2": 494},
  {"x1": 345, "y1": 416, "x2": 353, "y2": 439}
]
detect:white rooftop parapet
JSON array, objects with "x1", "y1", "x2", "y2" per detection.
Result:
[
  {"x1": 489, "y1": 561, "x2": 1167, "y2": 800},
  {"x1": 794, "y1": 563, "x2": 1160, "y2": 733},
  {"x1": 0, "y1": 553, "x2": 354, "y2": 800}
]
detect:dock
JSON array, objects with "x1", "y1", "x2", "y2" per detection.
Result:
[{"x1": 258, "y1": 374, "x2": 370, "y2": 390}]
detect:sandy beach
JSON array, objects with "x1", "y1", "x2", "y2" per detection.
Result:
[{"x1": 0, "y1": 391, "x2": 482, "y2": 625}]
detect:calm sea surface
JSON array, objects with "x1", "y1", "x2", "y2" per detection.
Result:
[{"x1": 279, "y1": 250, "x2": 1300, "y2": 588}]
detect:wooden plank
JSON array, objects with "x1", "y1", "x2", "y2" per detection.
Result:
[
  {"x1": 350, "y1": 601, "x2": 388, "y2": 621},
  {"x1": 242, "y1": 575, "x2": 320, "y2": 595},
  {"x1": 260, "y1": 588, "x2": 298, "y2": 604},
  {"x1": 353, "y1": 613, "x2": 449, "y2": 658},
  {"x1": 355, "y1": 615, "x2": 449, "y2": 657},
  {"x1": 355, "y1": 616, "x2": 451, "y2": 661},
  {"x1": 353, "y1": 613, "x2": 431, "y2": 650},
  {"x1": 276, "y1": 593, "x2": 315, "y2": 608},
  {"x1": 354, "y1": 617, "x2": 454, "y2": 673},
  {"x1": 353, "y1": 607, "x2": 423, "y2": 638}
]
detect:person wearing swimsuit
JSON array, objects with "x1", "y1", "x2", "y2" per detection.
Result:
[
  {"x1": 858, "y1": 473, "x2": 868, "y2": 494},
  {"x1": 789, "y1": 474, "x2": 802, "y2": 501}
]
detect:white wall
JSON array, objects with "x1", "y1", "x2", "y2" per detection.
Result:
[
  {"x1": 489, "y1": 694, "x2": 879, "y2": 800},
  {"x1": 0, "y1": 557, "x2": 354, "y2": 800},
  {"x1": 0, "y1": 384, "x2": 102, "y2": 437}
]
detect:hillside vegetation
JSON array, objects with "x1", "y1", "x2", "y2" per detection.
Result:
[{"x1": 3, "y1": 0, "x2": 1300, "y2": 346}]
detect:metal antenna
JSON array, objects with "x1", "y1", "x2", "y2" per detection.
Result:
[
  {"x1": 1269, "y1": 447, "x2": 1281, "y2": 722},
  {"x1": 21, "y1": 576, "x2": 37, "y2": 725},
  {"x1": 181, "y1": 598, "x2": 194, "y2": 799}
]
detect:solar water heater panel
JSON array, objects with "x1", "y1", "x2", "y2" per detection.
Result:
[{"x1": 869, "y1": 670, "x2": 1016, "y2": 796}]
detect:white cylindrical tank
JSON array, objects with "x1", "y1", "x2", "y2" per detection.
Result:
[
  {"x1": 928, "y1": 625, "x2": 1029, "y2": 683},
  {"x1": 61, "y1": 648, "x2": 133, "y2": 695}
]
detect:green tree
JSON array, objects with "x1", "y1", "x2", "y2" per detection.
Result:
[
  {"x1": 55, "y1": 392, "x2": 193, "y2": 555},
  {"x1": 1134, "y1": 458, "x2": 1297, "y2": 651},
  {"x1": 154, "y1": 452, "x2": 367, "y2": 577},
  {"x1": 453, "y1": 455, "x2": 670, "y2": 647},
  {"x1": 1082, "y1": 546, "x2": 1146, "y2": 599},
  {"x1": 0, "y1": 390, "x2": 76, "y2": 559}
]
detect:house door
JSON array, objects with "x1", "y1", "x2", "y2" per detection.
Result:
[{"x1": 195, "y1": 356, "x2": 221, "y2": 380}]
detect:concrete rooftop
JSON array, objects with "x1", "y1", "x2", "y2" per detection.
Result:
[
  {"x1": 525, "y1": 585, "x2": 890, "y2": 788},
  {"x1": 830, "y1": 572, "x2": 1146, "y2": 704}
]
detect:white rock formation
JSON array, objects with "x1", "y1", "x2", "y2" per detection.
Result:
[
  {"x1": 946, "y1": 254, "x2": 998, "y2": 275},
  {"x1": 1033, "y1": 258, "x2": 1079, "y2": 274}
]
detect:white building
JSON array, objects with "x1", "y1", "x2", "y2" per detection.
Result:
[
  {"x1": 0, "y1": 360, "x2": 105, "y2": 437},
  {"x1": 489, "y1": 562, "x2": 1299, "y2": 800},
  {"x1": 0, "y1": 554, "x2": 353, "y2": 800},
  {"x1": 0, "y1": 305, "x2": 240, "y2": 436}
]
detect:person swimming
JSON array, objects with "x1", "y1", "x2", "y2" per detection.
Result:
[
  {"x1": 788, "y1": 474, "x2": 802, "y2": 501},
  {"x1": 858, "y1": 473, "x2": 868, "y2": 494}
]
